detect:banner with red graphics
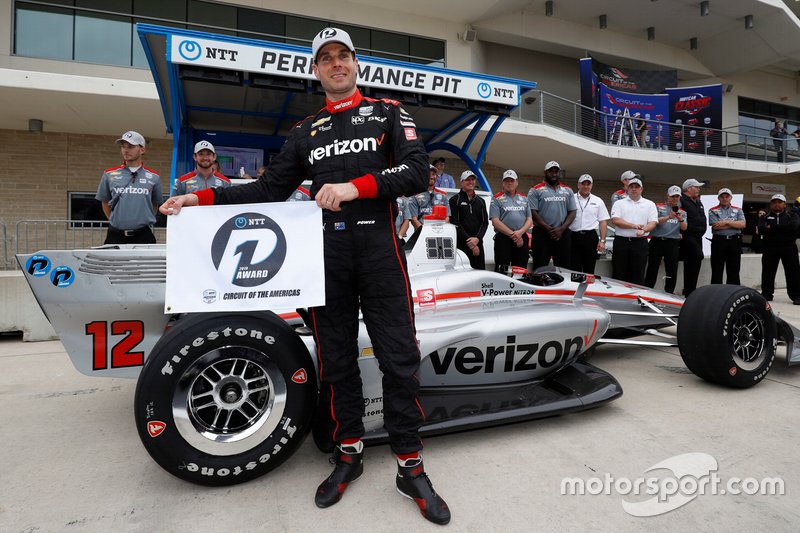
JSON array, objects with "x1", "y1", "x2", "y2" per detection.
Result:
[{"x1": 667, "y1": 85, "x2": 723, "y2": 155}]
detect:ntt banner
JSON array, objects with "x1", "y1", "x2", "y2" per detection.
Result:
[
  {"x1": 169, "y1": 35, "x2": 519, "y2": 106},
  {"x1": 165, "y1": 202, "x2": 325, "y2": 313}
]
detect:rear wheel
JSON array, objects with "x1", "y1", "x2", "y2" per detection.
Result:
[
  {"x1": 134, "y1": 312, "x2": 317, "y2": 486},
  {"x1": 678, "y1": 285, "x2": 776, "y2": 388}
]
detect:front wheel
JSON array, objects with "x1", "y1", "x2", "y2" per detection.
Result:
[
  {"x1": 134, "y1": 312, "x2": 317, "y2": 486},
  {"x1": 678, "y1": 285, "x2": 776, "y2": 388}
]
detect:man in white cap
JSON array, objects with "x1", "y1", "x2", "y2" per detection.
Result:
[
  {"x1": 610, "y1": 177, "x2": 658, "y2": 284},
  {"x1": 679, "y1": 178, "x2": 707, "y2": 297},
  {"x1": 644, "y1": 186, "x2": 687, "y2": 293},
  {"x1": 528, "y1": 161, "x2": 576, "y2": 269},
  {"x1": 568, "y1": 174, "x2": 609, "y2": 274},
  {"x1": 173, "y1": 140, "x2": 231, "y2": 195},
  {"x1": 449, "y1": 169, "x2": 488, "y2": 269},
  {"x1": 161, "y1": 27, "x2": 449, "y2": 524},
  {"x1": 708, "y1": 188, "x2": 745, "y2": 285},
  {"x1": 758, "y1": 194, "x2": 800, "y2": 304},
  {"x1": 490, "y1": 169, "x2": 532, "y2": 273},
  {"x1": 611, "y1": 170, "x2": 637, "y2": 205},
  {"x1": 95, "y1": 130, "x2": 162, "y2": 244}
]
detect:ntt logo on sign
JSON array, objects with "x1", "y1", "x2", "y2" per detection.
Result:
[
  {"x1": 477, "y1": 82, "x2": 491, "y2": 99},
  {"x1": 178, "y1": 40, "x2": 202, "y2": 61}
]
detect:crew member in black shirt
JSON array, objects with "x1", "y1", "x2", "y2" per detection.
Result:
[
  {"x1": 449, "y1": 170, "x2": 488, "y2": 269},
  {"x1": 679, "y1": 178, "x2": 707, "y2": 297},
  {"x1": 758, "y1": 194, "x2": 800, "y2": 304}
]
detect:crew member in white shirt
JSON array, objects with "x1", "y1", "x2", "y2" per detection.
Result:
[
  {"x1": 610, "y1": 177, "x2": 658, "y2": 284},
  {"x1": 568, "y1": 174, "x2": 610, "y2": 274}
]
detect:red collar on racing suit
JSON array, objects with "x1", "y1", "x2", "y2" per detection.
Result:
[{"x1": 326, "y1": 89, "x2": 364, "y2": 114}]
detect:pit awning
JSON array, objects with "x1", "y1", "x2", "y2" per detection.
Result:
[{"x1": 136, "y1": 24, "x2": 537, "y2": 192}]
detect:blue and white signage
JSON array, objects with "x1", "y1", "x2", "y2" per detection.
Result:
[{"x1": 169, "y1": 35, "x2": 520, "y2": 106}]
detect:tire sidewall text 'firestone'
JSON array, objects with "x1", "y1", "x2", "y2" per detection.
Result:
[
  {"x1": 678, "y1": 285, "x2": 776, "y2": 388},
  {"x1": 134, "y1": 312, "x2": 316, "y2": 486}
]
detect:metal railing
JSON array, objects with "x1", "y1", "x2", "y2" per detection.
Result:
[
  {"x1": 511, "y1": 90, "x2": 796, "y2": 163},
  {"x1": 10, "y1": 220, "x2": 166, "y2": 270}
]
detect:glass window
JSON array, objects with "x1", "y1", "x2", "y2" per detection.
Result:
[
  {"x1": 74, "y1": 10, "x2": 133, "y2": 66},
  {"x1": 188, "y1": 0, "x2": 236, "y2": 35},
  {"x1": 336, "y1": 23, "x2": 370, "y2": 55},
  {"x1": 371, "y1": 30, "x2": 408, "y2": 61},
  {"x1": 14, "y1": 3, "x2": 75, "y2": 61},
  {"x1": 134, "y1": 0, "x2": 185, "y2": 21},
  {"x1": 237, "y1": 8, "x2": 285, "y2": 42},
  {"x1": 285, "y1": 15, "x2": 322, "y2": 47},
  {"x1": 410, "y1": 36, "x2": 445, "y2": 66}
]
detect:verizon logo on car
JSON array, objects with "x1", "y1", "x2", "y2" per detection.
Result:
[{"x1": 308, "y1": 134, "x2": 385, "y2": 165}]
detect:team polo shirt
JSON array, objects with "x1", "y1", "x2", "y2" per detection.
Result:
[
  {"x1": 650, "y1": 203, "x2": 686, "y2": 239},
  {"x1": 611, "y1": 189, "x2": 627, "y2": 205},
  {"x1": 287, "y1": 186, "x2": 311, "y2": 202},
  {"x1": 173, "y1": 170, "x2": 231, "y2": 195},
  {"x1": 410, "y1": 188, "x2": 450, "y2": 220},
  {"x1": 708, "y1": 204, "x2": 745, "y2": 236},
  {"x1": 528, "y1": 181, "x2": 576, "y2": 227},
  {"x1": 490, "y1": 191, "x2": 530, "y2": 231},
  {"x1": 610, "y1": 196, "x2": 658, "y2": 237},
  {"x1": 569, "y1": 193, "x2": 610, "y2": 232},
  {"x1": 395, "y1": 196, "x2": 411, "y2": 233},
  {"x1": 96, "y1": 165, "x2": 162, "y2": 230}
]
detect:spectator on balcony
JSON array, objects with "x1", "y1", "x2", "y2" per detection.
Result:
[{"x1": 770, "y1": 120, "x2": 788, "y2": 162}]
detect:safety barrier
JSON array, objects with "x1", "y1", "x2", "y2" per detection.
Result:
[
  {"x1": 12, "y1": 220, "x2": 166, "y2": 269},
  {"x1": 513, "y1": 90, "x2": 793, "y2": 163}
]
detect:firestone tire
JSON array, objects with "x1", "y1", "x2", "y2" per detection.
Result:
[
  {"x1": 134, "y1": 312, "x2": 317, "y2": 486},
  {"x1": 678, "y1": 285, "x2": 776, "y2": 388}
]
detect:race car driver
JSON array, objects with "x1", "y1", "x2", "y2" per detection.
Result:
[{"x1": 160, "y1": 27, "x2": 450, "y2": 525}]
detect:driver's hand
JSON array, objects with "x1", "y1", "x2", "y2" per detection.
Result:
[
  {"x1": 316, "y1": 183, "x2": 359, "y2": 212},
  {"x1": 160, "y1": 194, "x2": 199, "y2": 215}
]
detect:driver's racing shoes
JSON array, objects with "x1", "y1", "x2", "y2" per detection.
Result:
[
  {"x1": 396, "y1": 457, "x2": 451, "y2": 525},
  {"x1": 314, "y1": 441, "x2": 364, "y2": 508}
]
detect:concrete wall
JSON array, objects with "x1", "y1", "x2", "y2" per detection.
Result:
[{"x1": 0, "y1": 271, "x2": 56, "y2": 341}]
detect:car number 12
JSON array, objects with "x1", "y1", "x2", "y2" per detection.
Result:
[{"x1": 85, "y1": 320, "x2": 145, "y2": 370}]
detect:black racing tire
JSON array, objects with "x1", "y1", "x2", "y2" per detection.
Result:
[
  {"x1": 134, "y1": 312, "x2": 317, "y2": 486},
  {"x1": 678, "y1": 285, "x2": 776, "y2": 388}
]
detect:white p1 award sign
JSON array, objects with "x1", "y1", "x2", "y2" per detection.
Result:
[{"x1": 165, "y1": 202, "x2": 325, "y2": 313}]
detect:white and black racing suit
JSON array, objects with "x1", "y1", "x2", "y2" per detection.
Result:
[{"x1": 194, "y1": 89, "x2": 429, "y2": 454}]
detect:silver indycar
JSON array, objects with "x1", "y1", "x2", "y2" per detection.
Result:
[{"x1": 17, "y1": 218, "x2": 800, "y2": 486}]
